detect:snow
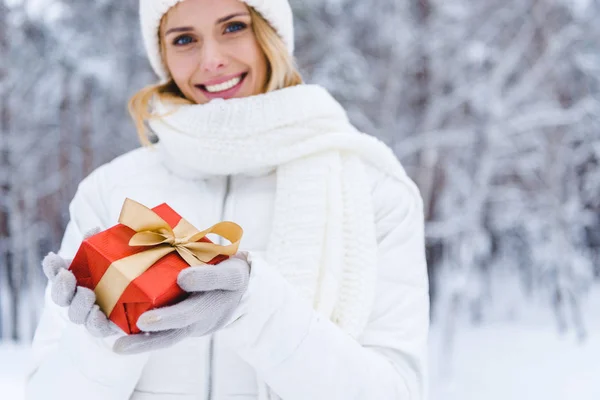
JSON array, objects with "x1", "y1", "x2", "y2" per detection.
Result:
[
  {"x1": 2, "y1": 0, "x2": 599, "y2": 397},
  {"x1": 2, "y1": 320, "x2": 599, "y2": 400},
  {"x1": 429, "y1": 323, "x2": 600, "y2": 400}
]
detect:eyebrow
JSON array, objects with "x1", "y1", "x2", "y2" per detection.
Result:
[
  {"x1": 165, "y1": 26, "x2": 193, "y2": 36},
  {"x1": 217, "y1": 12, "x2": 250, "y2": 24},
  {"x1": 164, "y1": 12, "x2": 251, "y2": 36}
]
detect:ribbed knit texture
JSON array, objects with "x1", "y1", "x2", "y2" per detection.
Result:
[
  {"x1": 149, "y1": 84, "x2": 409, "y2": 399},
  {"x1": 139, "y1": 0, "x2": 295, "y2": 81}
]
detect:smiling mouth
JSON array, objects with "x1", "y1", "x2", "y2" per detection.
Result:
[{"x1": 196, "y1": 73, "x2": 248, "y2": 94}]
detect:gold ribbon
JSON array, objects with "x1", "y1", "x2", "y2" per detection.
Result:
[{"x1": 94, "y1": 198, "x2": 243, "y2": 316}]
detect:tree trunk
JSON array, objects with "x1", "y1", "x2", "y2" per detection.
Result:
[{"x1": 0, "y1": 0, "x2": 12, "y2": 341}]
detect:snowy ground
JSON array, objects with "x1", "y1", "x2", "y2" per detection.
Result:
[
  {"x1": 429, "y1": 323, "x2": 600, "y2": 399},
  {"x1": 428, "y1": 282, "x2": 600, "y2": 400},
  {"x1": 2, "y1": 322, "x2": 599, "y2": 400}
]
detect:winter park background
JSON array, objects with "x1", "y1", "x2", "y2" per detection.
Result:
[{"x1": 1, "y1": 0, "x2": 600, "y2": 398}]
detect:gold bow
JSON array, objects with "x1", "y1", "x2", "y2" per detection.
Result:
[
  {"x1": 94, "y1": 198, "x2": 243, "y2": 316},
  {"x1": 119, "y1": 198, "x2": 242, "y2": 265}
]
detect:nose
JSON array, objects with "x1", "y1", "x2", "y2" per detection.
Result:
[{"x1": 198, "y1": 39, "x2": 226, "y2": 73}]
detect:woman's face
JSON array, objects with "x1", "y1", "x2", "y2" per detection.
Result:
[{"x1": 161, "y1": 0, "x2": 268, "y2": 104}]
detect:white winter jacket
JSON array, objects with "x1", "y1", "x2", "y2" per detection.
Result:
[{"x1": 26, "y1": 108, "x2": 429, "y2": 400}]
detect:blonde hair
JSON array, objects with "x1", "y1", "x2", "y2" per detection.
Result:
[{"x1": 129, "y1": 7, "x2": 303, "y2": 146}]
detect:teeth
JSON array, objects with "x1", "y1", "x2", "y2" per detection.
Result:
[{"x1": 204, "y1": 76, "x2": 242, "y2": 93}]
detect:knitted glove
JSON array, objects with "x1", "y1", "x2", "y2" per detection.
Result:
[
  {"x1": 113, "y1": 252, "x2": 250, "y2": 355},
  {"x1": 42, "y1": 228, "x2": 120, "y2": 337}
]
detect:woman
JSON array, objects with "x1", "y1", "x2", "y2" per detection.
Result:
[{"x1": 26, "y1": 0, "x2": 429, "y2": 399}]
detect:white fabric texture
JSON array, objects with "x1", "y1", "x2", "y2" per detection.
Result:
[
  {"x1": 27, "y1": 84, "x2": 429, "y2": 400},
  {"x1": 150, "y1": 84, "x2": 413, "y2": 400},
  {"x1": 140, "y1": 0, "x2": 295, "y2": 81},
  {"x1": 151, "y1": 84, "x2": 408, "y2": 339}
]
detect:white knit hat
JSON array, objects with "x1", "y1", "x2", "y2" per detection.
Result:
[{"x1": 140, "y1": 0, "x2": 295, "y2": 81}]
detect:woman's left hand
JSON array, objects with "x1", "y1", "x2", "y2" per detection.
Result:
[{"x1": 113, "y1": 252, "x2": 250, "y2": 355}]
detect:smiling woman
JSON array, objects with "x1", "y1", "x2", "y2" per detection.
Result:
[
  {"x1": 129, "y1": 0, "x2": 303, "y2": 145},
  {"x1": 26, "y1": 0, "x2": 429, "y2": 399}
]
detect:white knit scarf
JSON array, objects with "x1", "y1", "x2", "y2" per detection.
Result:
[{"x1": 149, "y1": 84, "x2": 409, "y2": 399}]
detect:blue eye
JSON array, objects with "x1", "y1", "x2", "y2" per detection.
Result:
[
  {"x1": 173, "y1": 35, "x2": 193, "y2": 46},
  {"x1": 225, "y1": 22, "x2": 247, "y2": 34}
]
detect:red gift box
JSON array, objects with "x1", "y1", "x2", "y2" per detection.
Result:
[{"x1": 69, "y1": 199, "x2": 242, "y2": 334}]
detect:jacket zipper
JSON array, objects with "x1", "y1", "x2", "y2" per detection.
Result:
[{"x1": 207, "y1": 174, "x2": 233, "y2": 400}]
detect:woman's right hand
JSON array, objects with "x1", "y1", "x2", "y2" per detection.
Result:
[{"x1": 42, "y1": 237, "x2": 119, "y2": 338}]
